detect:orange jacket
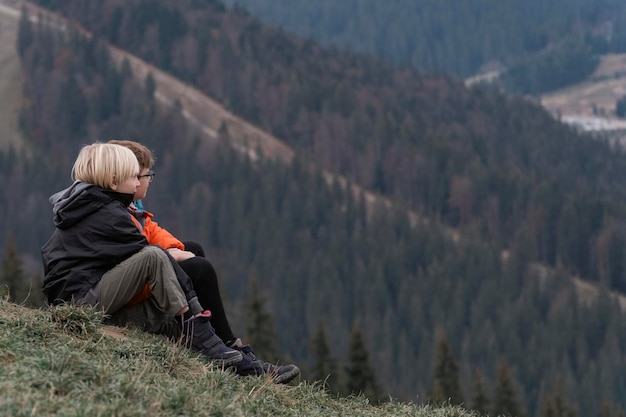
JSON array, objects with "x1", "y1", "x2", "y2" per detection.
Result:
[{"x1": 129, "y1": 207, "x2": 185, "y2": 251}]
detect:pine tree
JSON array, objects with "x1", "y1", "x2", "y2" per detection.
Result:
[
  {"x1": 0, "y1": 234, "x2": 26, "y2": 303},
  {"x1": 471, "y1": 369, "x2": 490, "y2": 416},
  {"x1": 245, "y1": 275, "x2": 279, "y2": 363},
  {"x1": 429, "y1": 334, "x2": 464, "y2": 406},
  {"x1": 617, "y1": 96, "x2": 626, "y2": 118},
  {"x1": 600, "y1": 399, "x2": 626, "y2": 417},
  {"x1": 541, "y1": 384, "x2": 577, "y2": 417},
  {"x1": 309, "y1": 320, "x2": 337, "y2": 392},
  {"x1": 344, "y1": 326, "x2": 381, "y2": 403},
  {"x1": 492, "y1": 362, "x2": 526, "y2": 417},
  {"x1": 17, "y1": 6, "x2": 33, "y2": 57},
  {"x1": 145, "y1": 72, "x2": 156, "y2": 100}
]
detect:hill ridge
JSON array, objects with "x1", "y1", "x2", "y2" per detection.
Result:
[
  {"x1": 3, "y1": 0, "x2": 437, "y2": 229},
  {"x1": 5, "y1": 0, "x2": 626, "y2": 315},
  {"x1": 1, "y1": 299, "x2": 476, "y2": 416}
]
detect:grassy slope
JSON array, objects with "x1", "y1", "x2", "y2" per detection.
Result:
[
  {"x1": 540, "y1": 53, "x2": 626, "y2": 118},
  {"x1": 0, "y1": 300, "x2": 476, "y2": 417},
  {"x1": 0, "y1": 7, "x2": 25, "y2": 152}
]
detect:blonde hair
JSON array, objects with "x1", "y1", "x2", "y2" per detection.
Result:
[{"x1": 72, "y1": 143, "x2": 140, "y2": 189}]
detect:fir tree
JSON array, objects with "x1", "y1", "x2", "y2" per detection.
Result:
[
  {"x1": 0, "y1": 234, "x2": 26, "y2": 303},
  {"x1": 17, "y1": 6, "x2": 33, "y2": 57},
  {"x1": 344, "y1": 326, "x2": 381, "y2": 403},
  {"x1": 309, "y1": 320, "x2": 337, "y2": 392},
  {"x1": 492, "y1": 362, "x2": 526, "y2": 417},
  {"x1": 616, "y1": 96, "x2": 626, "y2": 118},
  {"x1": 471, "y1": 369, "x2": 489, "y2": 416},
  {"x1": 145, "y1": 72, "x2": 156, "y2": 100},
  {"x1": 429, "y1": 334, "x2": 464, "y2": 406},
  {"x1": 541, "y1": 384, "x2": 577, "y2": 417},
  {"x1": 245, "y1": 275, "x2": 279, "y2": 363},
  {"x1": 600, "y1": 399, "x2": 626, "y2": 417}
]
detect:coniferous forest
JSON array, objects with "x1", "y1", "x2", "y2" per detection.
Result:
[
  {"x1": 3, "y1": 1, "x2": 626, "y2": 416},
  {"x1": 221, "y1": 0, "x2": 626, "y2": 84}
]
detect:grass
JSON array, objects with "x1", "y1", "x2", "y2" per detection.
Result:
[{"x1": 0, "y1": 299, "x2": 478, "y2": 417}]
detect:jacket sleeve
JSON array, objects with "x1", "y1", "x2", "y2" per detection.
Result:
[{"x1": 143, "y1": 217, "x2": 185, "y2": 251}]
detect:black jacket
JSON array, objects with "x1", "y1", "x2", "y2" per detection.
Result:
[{"x1": 41, "y1": 182, "x2": 199, "y2": 310}]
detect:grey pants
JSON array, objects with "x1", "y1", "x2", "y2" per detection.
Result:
[{"x1": 93, "y1": 246, "x2": 188, "y2": 332}]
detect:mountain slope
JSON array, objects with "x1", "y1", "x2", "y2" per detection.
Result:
[
  {"x1": 0, "y1": 299, "x2": 473, "y2": 417},
  {"x1": 6, "y1": 1, "x2": 626, "y2": 416},
  {"x1": 220, "y1": 0, "x2": 626, "y2": 78},
  {"x1": 29, "y1": 0, "x2": 626, "y2": 287},
  {"x1": 540, "y1": 53, "x2": 626, "y2": 132},
  {"x1": 0, "y1": 4, "x2": 25, "y2": 152}
]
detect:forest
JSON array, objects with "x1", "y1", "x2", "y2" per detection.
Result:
[
  {"x1": 222, "y1": 0, "x2": 626, "y2": 87},
  {"x1": 3, "y1": 1, "x2": 626, "y2": 416}
]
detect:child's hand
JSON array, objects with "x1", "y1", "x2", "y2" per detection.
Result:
[{"x1": 168, "y1": 249, "x2": 196, "y2": 261}]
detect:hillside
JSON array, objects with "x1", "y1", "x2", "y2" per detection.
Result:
[
  {"x1": 0, "y1": 299, "x2": 474, "y2": 417},
  {"x1": 540, "y1": 53, "x2": 626, "y2": 138},
  {"x1": 6, "y1": 1, "x2": 626, "y2": 416},
  {"x1": 0, "y1": 2, "x2": 25, "y2": 152},
  {"x1": 220, "y1": 0, "x2": 626, "y2": 78}
]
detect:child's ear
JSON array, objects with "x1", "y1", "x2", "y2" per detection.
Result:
[{"x1": 109, "y1": 176, "x2": 118, "y2": 190}]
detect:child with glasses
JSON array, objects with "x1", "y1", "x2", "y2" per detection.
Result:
[
  {"x1": 108, "y1": 139, "x2": 300, "y2": 384},
  {"x1": 41, "y1": 142, "x2": 243, "y2": 367}
]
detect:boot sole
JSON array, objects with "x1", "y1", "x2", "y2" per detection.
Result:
[
  {"x1": 212, "y1": 351, "x2": 243, "y2": 367},
  {"x1": 273, "y1": 365, "x2": 300, "y2": 384}
]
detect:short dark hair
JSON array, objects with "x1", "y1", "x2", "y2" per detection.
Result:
[{"x1": 107, "y1": 140, "x2": 155, "y2": 170}]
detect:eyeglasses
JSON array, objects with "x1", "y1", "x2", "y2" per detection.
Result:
[{"x1": 137, "y1": 170, "x2": 155, "y2": 183}]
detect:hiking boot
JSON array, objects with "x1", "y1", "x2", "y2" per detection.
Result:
[
  {"x1": 230, "y1": 344, "x2": 266, "y2": 377},
  {"x1": 182, "y1": 312, "x2": 242, "y2": 367},
  {"x1": 262, "y1": 361, "x2": 300, "y2": 384},
  {"x1": 228, "y1": 340, "x2": 300, "y2": 384}
]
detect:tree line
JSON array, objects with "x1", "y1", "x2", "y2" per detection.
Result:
[
  {"x1": 221, "y1": 0, "x2": 626, "y2": 84},
  {"x1": 29, "y1": 0, "x2": 626, "y2": 307},
  {"x1": 6, "y1": 4, "x2": 626, "y2": 416}
]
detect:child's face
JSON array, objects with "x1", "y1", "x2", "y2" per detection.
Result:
[
  {"x1": 134, "y1": 168, "x2": 152, "y2": 200},
  {"x1": 112, "y1": 174, "x2": 141, "y2": 195}
]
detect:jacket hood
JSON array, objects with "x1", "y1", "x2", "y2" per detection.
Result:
[{"x1": 50, "y1": 182, "x2": 135, "y2": 229}]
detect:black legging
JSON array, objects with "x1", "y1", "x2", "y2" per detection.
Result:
[{"x1": 179, "y1": 241, "x2": 236, "y2": 343}]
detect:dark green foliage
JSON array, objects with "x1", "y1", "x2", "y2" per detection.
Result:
[
  {"x1": 17, "y1": 6, "x2": 33, "y2": 57},
  {"x1": 11, "y1": 2, "x2": 626, "y2": 417},
  {"x1": 308, "y1": 320, "x2": 338, "y2": 393},
  {"x1": 145, "y1": 72, "x2": 156, "y2": 100},
  {"x1": 0, "y1": 234, "x2": 27, "y2": 304},
  {"x1": 600, "y1": 400, "x2": 626, "y2": 417},
  {"x1": 470, "y1": 370, "x2": 489, "y2": 416},
  {"x1": 616, "y1": 96, "x2": 626, "y2": 118},
  {"x1": 429, "y1": 334, "x2": 463, "y2": 406},
  {"x1": 540, "y1": 385, "x2": 577, "y2": 417},
  {"x1": 220, "y1": 0, "x2": 626, "y2": 77},
  {"x1": 244, "y1": 276, "x2": 279, "y2": 364},
  {"x1": 344, "y1": 326, "x2": 380, "y2": 403},
  {"x1": 501, "y1": 40, "x2": 599, "y2": 95},
  {"x1": 492, "y1": 362, "x2": 526, "y2": 417}
]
